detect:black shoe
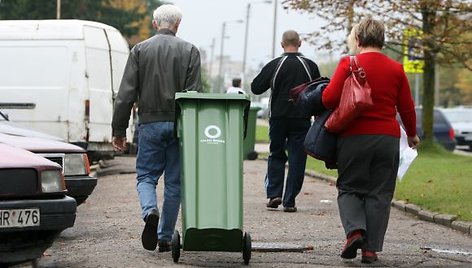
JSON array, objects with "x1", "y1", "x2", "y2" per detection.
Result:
[
  {"x1": 283, "y1": 206, "x2": 297, "y2": 212},
  {"x1": 266, "y1": 197, "x2": 282, "y2": 208},
  {"x1": 158, "y1": 240, "x2": 171, "y2": 252},
  {"x1": 141, "y1": 208, "x2": 159, "y2": 251}
]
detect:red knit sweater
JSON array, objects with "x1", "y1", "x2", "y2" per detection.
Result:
[{"x1": 322, "y1": 52, "x2": 417, "y2": 138}]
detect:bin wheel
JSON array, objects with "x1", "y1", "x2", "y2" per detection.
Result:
[
  {"x1": 171, "y1": 230, "x2": 181, "y2": 263},
  {"x1": 246, "y1": 151, "x2": 258, "y2": 160},
  {"x1": 242, "y1": 232, "x2": 251, "y2": 265}
]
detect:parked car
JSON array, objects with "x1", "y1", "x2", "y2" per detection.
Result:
[
  {"x1": 0, "y1": 112, "x2": 97, "y2": 205},
  {"x1": 0, "y1": 143, "x2": 76, "y2": 265},
  {"x1": 415, "y1": 107, "x2": 456, "y2": 151},
  {"x1": 440, "y1": 107, "x2": 472, "y2": 151}
]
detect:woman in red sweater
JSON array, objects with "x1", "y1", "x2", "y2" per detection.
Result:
[{"x1": 322, "y1": 18, "x2": 420, "y2": 263}]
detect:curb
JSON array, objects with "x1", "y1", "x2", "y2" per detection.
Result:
[{"x1": 303, "y1": 168, "x2": 472, "y2": 236}]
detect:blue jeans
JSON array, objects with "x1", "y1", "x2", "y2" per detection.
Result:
[
  {"x1": 265, "y1": 118, "x2": 310, "y2": 207},
  {"x1": 136, "y1": 121, "x2": 180, "y2": 242}
]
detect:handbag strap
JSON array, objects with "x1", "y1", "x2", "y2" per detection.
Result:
[{"x1": 350, "y1": 56, "x2": 367, "y2": 81}]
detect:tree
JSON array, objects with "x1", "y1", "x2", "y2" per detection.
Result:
[
  {"x1": 107, "y1": 0, "x2": 165, "y2": 46},
  {"x1": 283, "y1": 0, "x2": 472, "y2": 145},
  {"x1": 439, "y1": 66, "x2": 463, "y2": 107},
  {"x1": 455, "y1": 64, "x2": 472, "y2": 105}
]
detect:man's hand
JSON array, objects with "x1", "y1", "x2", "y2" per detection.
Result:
[
  {"x1": 407, "y1": 135, "x2": 420, "y2": 149},
  {"x1": 112, "y1": 136, "x2": 128, "y2": 152}
]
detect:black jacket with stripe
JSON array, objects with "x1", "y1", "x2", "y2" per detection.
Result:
[{"x1": 251, "y1": 52, "x2": 321, "y2": 119}]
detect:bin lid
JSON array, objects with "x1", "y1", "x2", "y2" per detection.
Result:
[
  {"x1": 174, "y1": 91, "x2": 251, "y2": 138},
  {"x1": 175, "y1": 91, "x2": 250, "y2": 102}
]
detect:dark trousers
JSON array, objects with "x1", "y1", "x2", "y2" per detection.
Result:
[
  {"x1": 336, "y1": 135, "x2": 399, "y2": 252},
  {"x1": 265, "y1": 117, "x2": 311, "y2": 207}
]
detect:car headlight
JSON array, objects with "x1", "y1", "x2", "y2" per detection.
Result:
[
  {"x1": 41, "y1": 170, "x2": 65, "y2": 193},
  {"x1": 64, "y1": 153, "x2": 90, "y2": 176}
]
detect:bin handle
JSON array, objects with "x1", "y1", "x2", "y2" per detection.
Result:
[{"x1": 243, "y1": 102, "x2": 250, "y2": 139}]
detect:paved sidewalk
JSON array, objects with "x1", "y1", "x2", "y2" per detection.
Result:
[{"x1": 37, "y1": 156, "x2": 472, "y2": 267}]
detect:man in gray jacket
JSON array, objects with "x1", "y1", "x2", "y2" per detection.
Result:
[{"x1": 111, "y1": 4, "x2": 202, "y2": 252}]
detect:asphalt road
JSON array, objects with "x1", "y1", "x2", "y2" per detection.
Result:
[{"x1": 32, "y1": 156, "x2": 472, "y2": 268}]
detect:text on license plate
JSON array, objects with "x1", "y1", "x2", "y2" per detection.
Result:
[{"x1": 0, "y1": 208, "x2": 40, "y2": 228}]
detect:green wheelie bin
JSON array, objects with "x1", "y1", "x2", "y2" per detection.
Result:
[
  {"x1": 173, "y1": 91, "x2": 252, "y2": 265},
  {"x1": 243, "y1": 105, "x2": 261, "y2": 160}
]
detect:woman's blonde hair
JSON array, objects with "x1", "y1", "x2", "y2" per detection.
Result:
[
  {"x1": 347, "y1": 24, "x2": 359, "y2": 55},
  {"x1": 347, "y1": 18, "x2": 385, "y2": 54}
]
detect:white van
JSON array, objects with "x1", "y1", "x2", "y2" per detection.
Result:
[{"x1": 0, "y1": 20, "x2": 135, "y2": 161}]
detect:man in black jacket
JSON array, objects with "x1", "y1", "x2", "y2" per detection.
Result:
[
  {"x1": 111, "y1": 4, "x2": 201, "y2": 252},
  {"x1": 251, "y1": 30, "x2": 320, "y2": 212}
]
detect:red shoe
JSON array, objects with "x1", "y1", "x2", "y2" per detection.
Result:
[
  {"x1": 361, "y1": 250, "x2": 378, "y2": 263},
  {"x1": 341, "y1": 230, "x2": 364, "y2": 259}
]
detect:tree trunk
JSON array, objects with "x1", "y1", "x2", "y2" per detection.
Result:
[
  {"x1": 421, "y1": 3, "x2": 437, "y2": 143},
  {"x1": 422, "y1": 52, "x2": 435, "y2": 142}
]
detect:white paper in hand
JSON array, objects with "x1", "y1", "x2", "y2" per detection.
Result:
[{"x1": 397, "y1": 126, "x2": 418, "y2": 181}]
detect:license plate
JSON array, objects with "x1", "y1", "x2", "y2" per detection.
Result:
[{"x1": 0, "y1": 208, "x2": 40, "y2": 228}]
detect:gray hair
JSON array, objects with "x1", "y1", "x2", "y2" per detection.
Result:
[{"x1": 153, "y1": 4, "x2": 182, "y2": 28}]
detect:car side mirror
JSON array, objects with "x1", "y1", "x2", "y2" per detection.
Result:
[{"x1": 0, "y1": 111, "x2": 9, "y2": 121}]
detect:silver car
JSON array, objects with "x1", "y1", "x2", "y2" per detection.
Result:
[{"x1": 440, "y1": 107, "x2": 472, "y2": 151}]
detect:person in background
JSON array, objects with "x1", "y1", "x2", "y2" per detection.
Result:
[
  {"x1": 111, "y1": 4, "x2": 202, "y2": 252},
  {"x1": 251, "y1": 30, "x2": 321, "y2": 213},
  {"x1": 321, "y1": 18, "x2": 420, "y2": 263},
  {"x1": 226, "y1": 77, "x2": 246, "y2": 94}
]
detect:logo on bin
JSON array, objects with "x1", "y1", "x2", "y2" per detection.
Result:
[{"x1": 200, "y1": 125, "x2": 225, "y2": 144}]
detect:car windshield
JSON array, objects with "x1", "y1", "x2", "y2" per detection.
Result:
[{"x1": 442, "y1": 109, "x2": 472, "y2": 123}]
